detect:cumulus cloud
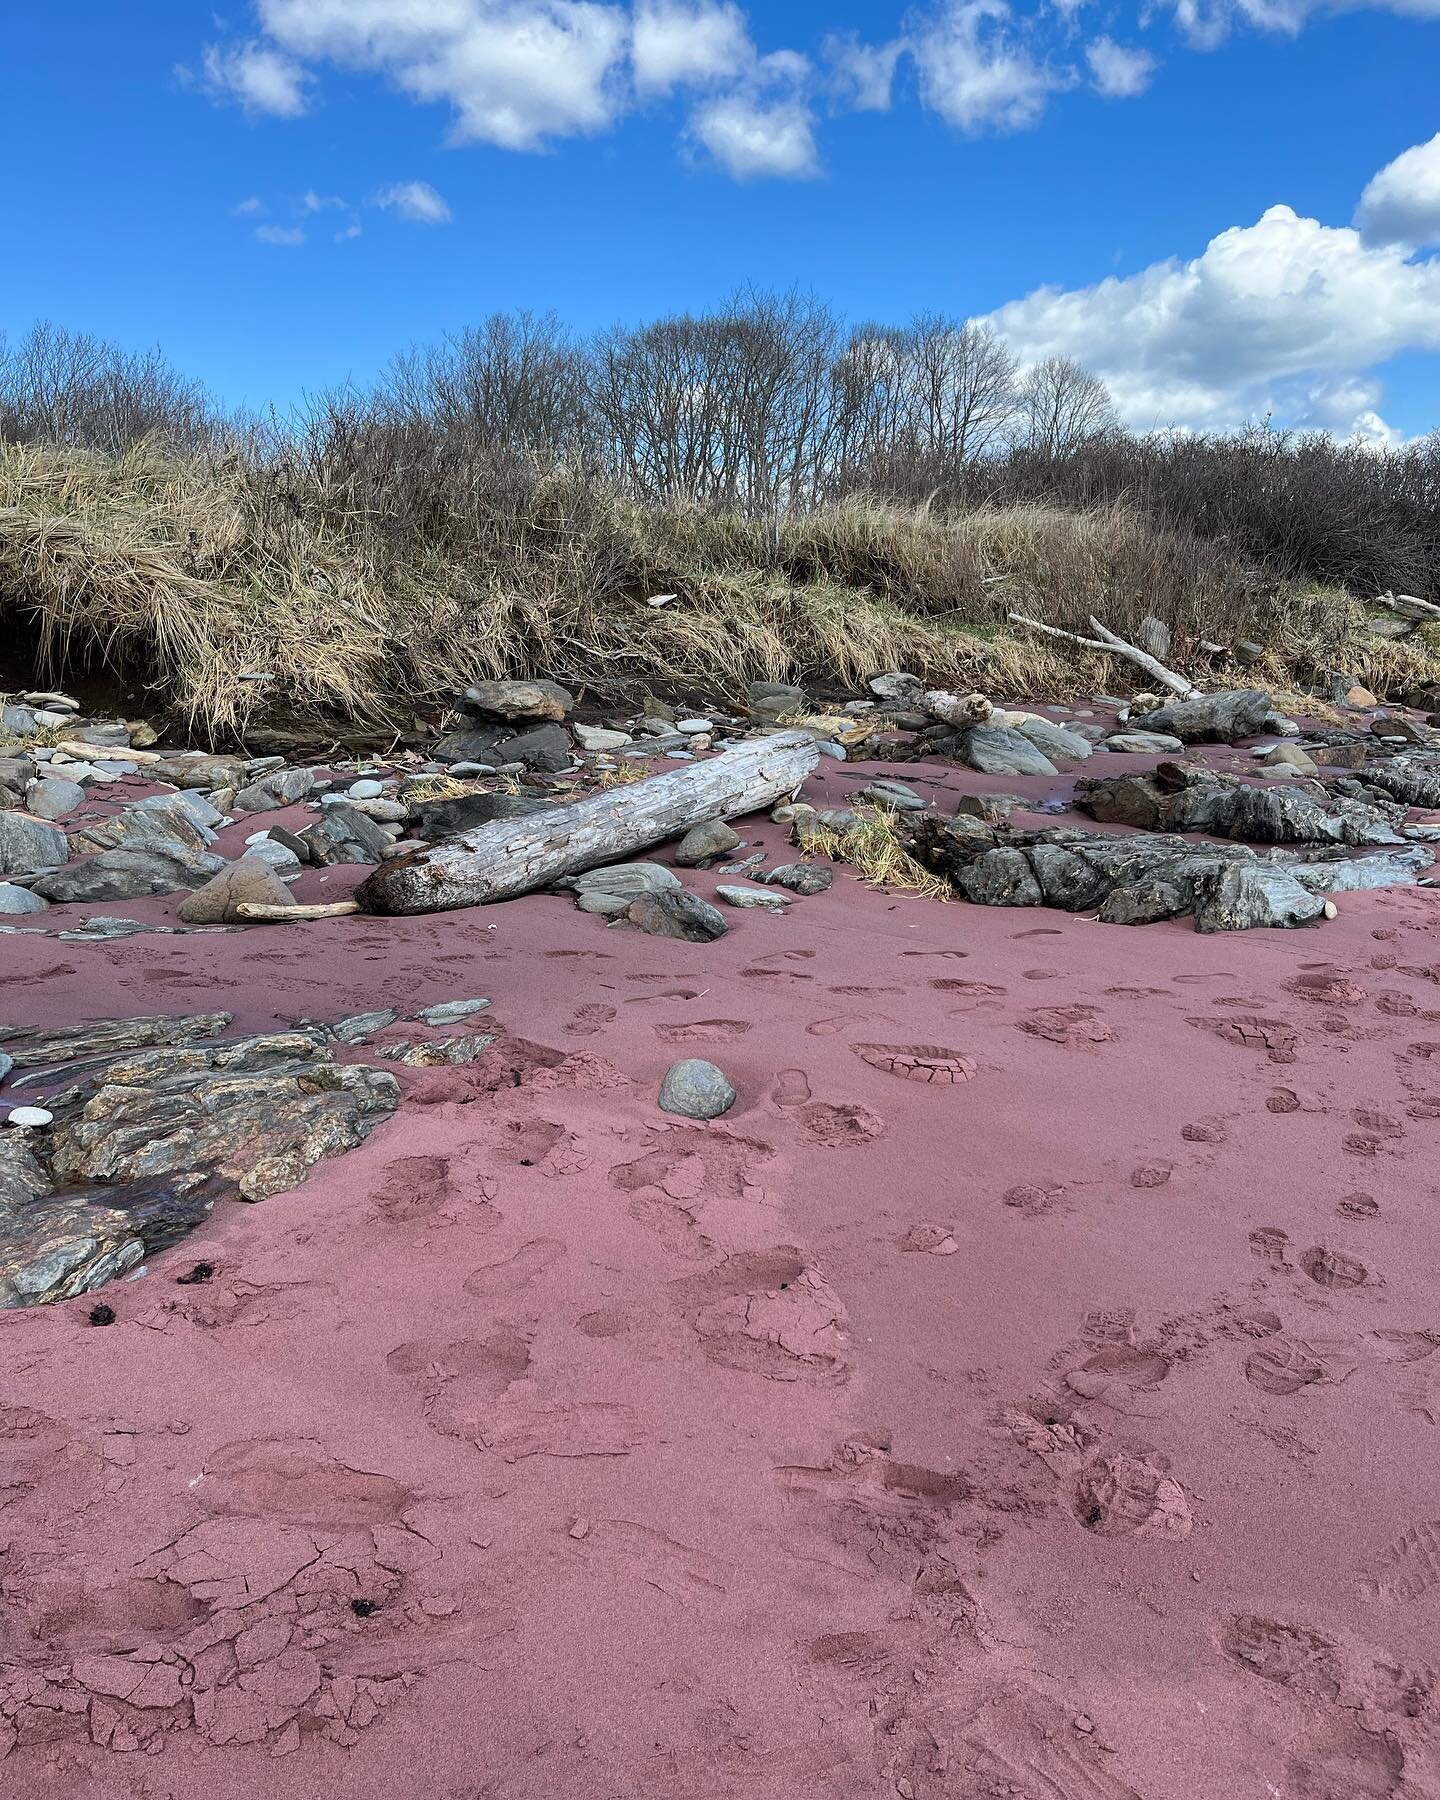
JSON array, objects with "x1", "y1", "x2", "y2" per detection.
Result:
[
  {"x1": 690, "y1": 88, "x2": 819, "y2": 178},
  {"x1": 232, "y1": 195, "x2": 266, "y2": 216},
  {"x1": 633, "y1": 0, "x2": 752, "y2": 93},
  {"x1": 199, "y1": 40, "x2": 311, "y2": 116},
  {"x1": 254, "y1": 0, "x2": 629, "y2": 150},
  {"x1": 254, "y1": 223, "x2": 307, "y2": 245},
  {"x1": 909, "y1": 0, "x2": 1069, "y2": 136},
  {"x1": 1084, "y1": 36, "x2": 1156, "y2": 97},
  {"x1": 1356, "y1": 132, "x2": 1440, "y2": 248},
  {"x1": 374, "y1": 179, "x2": 454, "y2": 222},
  {"x1": 980, "y1": 199, "x2": 1440, "y2": 438},
  {"x1": 825, "y1": 32, "x2": 904, "y2": 110},
  {"x1": 1160, "y1": 0, "x2": 1440, "y2": 50}
]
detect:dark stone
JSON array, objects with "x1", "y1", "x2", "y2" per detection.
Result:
[
  {"x1": 766, "y1": 864, "x2": 833, "y2": 895},
  {"x1": 1142, "y1": 689, "x2": 1274, "y2": 743},
  {"x1": 956, "y1": 727, "x2": 1058, "y2": 777},
  {"x1": 300, "y1": 802, "x2": 393, "y2": 866},
  {"x1": 433, "y1": 727, "x2": 505, "y2": 765},
  {"x1": 748, "y1": 682, "x2": 807, "y2": 718},
  {"x1": 494, "y1": 723, "x2": 573, "y2": 773},
  {"x1": 31, "y1": 847, "x2": 226, "y2": 903},
  {"x1": 625, "y1": 889, "x2": 729, "y2": 941},
  {"x1": 0, "y1": 811, "x2": 68, "y2": 877},
  {"x1": 413, "y1": 791, "x2": 553, "y2": 839}
]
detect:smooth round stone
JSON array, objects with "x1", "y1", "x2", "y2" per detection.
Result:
[
  {"x1": 658, "y1": 1059, "x2": 736, "y2": 1120},
  {"x1": 6, "y1": 1107, "x2": 53, "y2": 1128},
  {"x1": 448, "y1": 762, "x2": 496, "y2": 777},
  {"x1": 348, "y1": 779, "x2": 385, "y2": 800},
  {"x1": 676, "y1": 719, "x2": 714, "y2": 734}
]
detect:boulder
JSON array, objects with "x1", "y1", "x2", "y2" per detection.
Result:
[
  {"x1": 566, "y1": 863, "x2": 681, "y2": 901},
  {"x1": 625, "y1": 890, "x2": 728, "y2": 941},
  {"x1": 31, "y1": 846, "x2": 226, "y2": 902},
  {"x1": 1103, "y1": 732, "x2": 1186, "y2": 755},
  {"x1": 232, "y1": 767, "x2": 315, "y2": 812},
  {"x1": 463, "y1": 679, "x2": 574, "y2": 723},
  {"x1": 1142, "y1": 690, "x2": 1274, "y2": 744},
  {"x1": 24, "y1": 777, "x2": 86, "y2": 821},
  {"x1": 956, "y1": 727, "x2": 1059, "y2": 778},
  {"x1": 0, "y1": 882, "x2": 48, "y2": 915},
  {"x1": 1261, "y1": 744, "x2": 1319, "y2": 776},
  {"x1": 765, "y1": 864, "x2": 833, "y2": 895},
  {"x1": 868, "y1": 672, "x2": 925, "y2": 706},
  {"x1": 0, "y1": 812, "x2": 68, "y2": 877},
  {"x1": 574, "y1": 724, "x2": 632, "y2": 752},
  {"x1": 1012, "y1": 717, "x2": 1093, "y2": 763},
  {"x1": 658, "y1": 1059, "x2": 736, "y2": 1120},
  {"x1": 300, "y1": 802, "x2": 392, "y2": 866},
  {"x1": 68, "y1": 801, "x2": 214, "y2": 858},
  {"x1": 748, "y1": 681, "x2": 807, "y2": 719},
  {"x1": 675, "y1": 820, "x2": 741, "y2": 865},
  {"x1": 177, "y1": 856, "x2": 299, "y2": 924},
  {"x1": 858, "y1": 779, "x2": 926, "y2": 812},
  {"x1": 493, "y1": 723, "x2": 573, "y2": 773}
]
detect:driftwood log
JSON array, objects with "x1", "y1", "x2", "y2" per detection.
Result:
[
  {"x1": 1006, "y1": 612, "x2": 1201, "y2": 699},
  {"x1": 357, "y1": 729, "x2": 821, "y2": 916},
  {"x1": 235, "y1": 901, "x2": 362, "y2": 921}
]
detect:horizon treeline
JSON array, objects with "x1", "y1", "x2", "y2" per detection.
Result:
[{"x1": 4, "y1": 299, "x2": 1440, "y2": 599}]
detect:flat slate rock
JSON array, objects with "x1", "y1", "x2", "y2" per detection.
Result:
[
  {"x1": 32, "y1": 846, "x2": 226, "y2": 903},
  {"x1": 956, "y1": 727, "x2": 1059, "y2": 778},
  {"x1": 0, "y1": 812, "x2": 68, "y2": 878}
]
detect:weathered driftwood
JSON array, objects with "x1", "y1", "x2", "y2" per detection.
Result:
[
  {"x1": 357, "y1": 729, "x2": 821, "y2": 916},
  {"x1": 236, "y1": 900, "x2": 361, "y2": 921},
  {"x1": 55, "y1": 739, "x2": 165, "y2": 764},
  {"x1": 1007, "y1": 612, "x2": 1201, "y2": 699}
]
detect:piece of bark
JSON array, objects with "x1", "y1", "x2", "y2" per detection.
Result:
[{"x1": 357, "y1": 730, "x2": 820, "y2": 916}]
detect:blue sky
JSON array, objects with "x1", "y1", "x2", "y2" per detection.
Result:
[{"x1": 5, "y1": 1, "x2": 1440, "y2": 440}]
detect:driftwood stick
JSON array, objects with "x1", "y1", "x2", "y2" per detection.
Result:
[
  {"x1": 1006, "y1": 612, "x2": 1201, "y2": 699},
  {"x1": 357, "y1": 729, "x2": 821, "y2": 916},
  {"x1": 235, "y1": 901, "x2": 361, "y2": 921},
  {"x1": 55, "y1": 739, "x2": 165, "y2": 764}
]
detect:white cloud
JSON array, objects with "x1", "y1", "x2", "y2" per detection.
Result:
[
  {"x1": 255, "y1": 223, "x2": 307, "y2": 245},
  {"x1": 825, "y1": 32, "x2": 904, "y2": 110},
  {"x1": 1356, "y1": 132, "x2": 1440, "y2": 248},
  {"x1": 200, "y1": 40, "x2": 310, "y2": 116},
  {"x1": 689, "y1": 89, "x2": 819, "y2": 178},
  {"x1": 232, "y1": 195, "x2": 266, "y2": 215},
  {"x1": 633, "y1": 0, "x2": 752, "y2": 93},
  {"x1": 255, "y1": 0, "x2": 629, "y2": 150},
  {"x1": 909, "y1": 0, "x2": 1069, "y2": 136},
  {"x1": 1161, "y1": 0, "x2": 1440, "y2": 50},
  {"x1": 980, "y1": 199, "x2": 1440, "y2": 438},
  {"x1": 1084, "y1": 35, "x2": 1156, "y2": 97},
  {"x1": 336, "y1": 221, "x2": 364, "y2": 241},
  {"x1": 374, "y1": 178, "x2": 454, "y2": 221}
]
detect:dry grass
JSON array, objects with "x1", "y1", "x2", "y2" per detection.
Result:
[
  {"x1": 3, "y1": 442, "x2": 1437, "y2": 745},
  {"x1": 797, "y1": 811, "x2": 953, "y2": 901}
]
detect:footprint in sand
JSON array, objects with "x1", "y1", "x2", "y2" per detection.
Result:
[
  {"x1": 960, "y1": 1687, "x2": 1144, "y2": 1800},
  {"x1": 1339, "y1": 1192, "x2": 1380, "y2": 1219},
  {"x1": 1017, "y1": 1005, "x2": 1116, "y2": 1049},
  {"x1": 1244, "y1": 1336, "x2": 1354, "y2": 1395},
  {"x1": 1362, "y1": 1518, "x2": 1440, "y2": 1604},
  {"x1": 655, "y1": 1019, "x2": 753, "y2": 1045},
  {"x1": 797, "y1": 1101, "x2": 886, "y2": 1146},
  {"x1": 565, "y1": 1002, "x2": 617, "y2": 1036},
  {"x1": 852, "y1": 1043, "x2": 978, "y2": 1083},
  {"x1": 463, "y1": 1238, "x2": 567, "y2": 1298},
  {"x1": 1299, "y1": 1246, "x2": 1370, "y2": 1290},
  {"x1": 197, "y1": 1436, "x2": 411, "y2": 1526},
  {"x1": 1249, "y1": 1226, "x2": 1292, "y2": 1267},
  {"x1": 1004, "y1": 1182, "x2": 1067, "y2": 1218},
  {"x1": 771, "y1": 1068, "x2": 812, "y2": 1109},
  {"x1": 1064, "y1": 1345, "x2": 1171, "y2": 1402},
  {"x1": 670, "y1": 1248, "x2": 848, "y2": 1382},
  {"x1": 1071, "y1": 1449, "x2": 1193, "y2": 1540},
  {"x1": 1220, "y1": 1614, "x2": 1341, "y2": 1700},
  {"x1": 1188, "y1": 1014, "x2": 1302, "y2": 1063}
]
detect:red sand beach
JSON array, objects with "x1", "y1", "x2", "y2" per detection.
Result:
[{"x1": 3, "y1": 750, "x2": 1440, "y2": 1799}]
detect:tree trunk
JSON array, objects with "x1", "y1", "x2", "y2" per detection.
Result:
[{"x1": 356, "y1": 729, "x2": 821, "y2": 916}]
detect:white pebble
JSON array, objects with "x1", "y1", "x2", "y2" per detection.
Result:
[
  {"x1": 675, "y1": 719, "x2": 714, "y2": 734},
  {"x1": 348, "y1": 779, "x2": 385, "y2": 799},
  {"x1": 6, "y1": 1107, "x2": 53, "y2": 1128}
]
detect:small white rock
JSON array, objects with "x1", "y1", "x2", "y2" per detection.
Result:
[
  {"x1": 1323, "y1": 900, "x2": 1338, "y2": 919},
  {"x1": 348, "y1": 779, "x2": 385, "y2": 800},
  {"x1": 676, "y1": 718, "x2": 714, "y2": 734},
  {"x1": 6, "y1": 1107, "x2": 53, "y2": 1128}
]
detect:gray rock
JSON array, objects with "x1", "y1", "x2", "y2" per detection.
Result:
[
  {"x1": 413, "y1": 998, "x2": 493, "y2": 1026},
  {"x1": 1012, "y1": 717, "x2": 1093, "y2": 763},
  {"x1": 868, "y1": 672, "x2": 925, "y2": 705},
  {"x1": 1234, "y1": 639, "x2": 1266, "y2": 666},
  {"x1": 625, "y1": 889, "x2": 728, "y2": 941},
  {"x1": 957, "y1": 727, "x2": 1059, "y2": 778},
  {"x1": 138, "y1": 789, "x2": 224, "y2": 830},
  {"x1": 658, "y1": 1058, "x2": 736, "y2": 1120},
  {"x1": 0, "y1": 882, "x2": 48, "y2": 915},
  {"x1": 574, "y1": 724, "x2": 631, "y2": 752},
  {"x1": 1, "y1": 705, "x2": 38, "y2": 738},
  {"x1": 65, "y1": 721, "x2": 131, "y2": 748},
  {"x1": 348, "y1": 778, "x2": 386, "y2": 800},
  {"x1": 567, "y1": 863, "x2": 681, "y2": 900},
  {"x1": 675, "y1": 821, "x2": 741, "y2": 865},
  {"x1": 494, "y1": 723, "x2": 573, "y2": 773},
  {"x1": 748, "y1": 681, "x2": 807, "y2": 719},
  {"x1": 958, "y1": 847, "x2": 1045, "y2": 907},
  {"x1": 463, "y1": 679, "x2": 573, "y2": 722},
  {"x1": 857, "y1": 779, "x2": 926, "y2": 812},
  {"x1": 0, "y1": 812, "x2": 68, "y2": 876},
  {"x1": 233, "y1": 767, "x2": 316, "y2": 812},
  {"x1": 1261, "y1": 744, "x2": 1319, "y2": 775},
  {"x1": 32, "y1": 846, "x2": 226, "y2": 902},
  {"x1": 69, "y1": 801, "x2": 215, "y2": 858},
  {"x1": 1192, "y1": 863, "x2": 1327, "y2": 933},
  {"x1": 1143, "y1": 689, "x2": 1274, "y2": 744},
  {"x1": 177, "y1": 856, "x2": 297, "y2": 924},
  {"x1": 716, "y1": 884, "x2": 791, "y2": 910},
  {"x1": 1104, "y1": 732, "x2": 1186, "y2": 754},
  {"x1": 434, "y1": 728, "x2": 503, "y2": 765},
  {"x1": 676, "y1": 718, "x2": 713, "y2": 735},
  {"x1": 24, "y1": 777, "x2": 86, "y2": 821},
  {"x1": 577, "y1": 892, "x2": 634, "y2": 918},
  {"x1": 300, "y1": 802, "x2": 392, "y2": 866},
  {"x1": 765, "y1": 864, "x2": 833, "y2": 895}
]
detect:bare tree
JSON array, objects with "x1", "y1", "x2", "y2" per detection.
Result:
[
  {"x1": 0, "y1": 321, "x2": 217, "y2": 453},
  {"x1": 1018, "y1": 356, "x2": 1117, "y2": 457}
]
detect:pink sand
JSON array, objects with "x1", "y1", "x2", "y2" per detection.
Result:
[{"x1": 2, "y1": 749, "x2": 1439, "y2": 1798}]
